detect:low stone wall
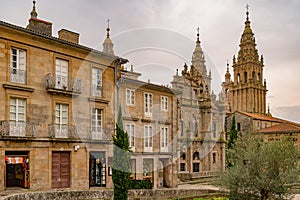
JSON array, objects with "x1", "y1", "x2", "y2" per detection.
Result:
[{"x1": 0, "y1": 188, "x2": 226, "y2": 200}]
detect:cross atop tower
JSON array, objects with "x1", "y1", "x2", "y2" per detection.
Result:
[{"x1": 246, "y1": 4, "x2": 250, "y2": 20}]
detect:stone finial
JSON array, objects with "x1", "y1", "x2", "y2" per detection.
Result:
[{"x1": 30, "y1": 1, "x2": 38, "y2": 19}]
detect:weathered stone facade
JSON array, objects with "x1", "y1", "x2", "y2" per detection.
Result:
[
  {"x1": 171, "y1": 31, "x2": 226, "y2": 179},
  {"x1": 119, "y1": 68, "x2": 179, "y2": 188},
  {"x1": 222, "y1": 9, "x2": 267, "y2": 115},
  {"x1": 0, "y1": 3, "x2": 127, "y2": 191}
]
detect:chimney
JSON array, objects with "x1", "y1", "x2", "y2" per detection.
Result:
[{"x1": 58, "y1": 29, "x2": 79, "y2": 44}]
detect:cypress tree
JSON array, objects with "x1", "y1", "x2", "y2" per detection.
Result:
[{"x1": 112, "y1": 106, "x2": 131, "y2": 200}]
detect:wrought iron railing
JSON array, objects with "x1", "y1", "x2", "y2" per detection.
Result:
[
  {"x1": 46, "y1": 73, "x2": 82, "y2": 93},
  {"x1": 1, "y1": 121, "x2": 36, "y2": 137},
  {"x1": 48, "y1": 124, "x2": 79, "y2": 139},
  {"x1": 10, "y1": 68, "x2": 26, "y2": 84},
  {"x1": 88, "y1": 127, "x2": 111, "y2": 140}
]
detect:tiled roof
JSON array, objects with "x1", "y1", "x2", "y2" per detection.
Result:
[
  {"x1": 259, "y1": 123, "x2": 300, "y2": 133},
  {"x1": 0, "y1": 20, "x2": 128, "y2": 63},
  {"x1": 238, "y1": 111, "x2": 286, "y2": 123}
]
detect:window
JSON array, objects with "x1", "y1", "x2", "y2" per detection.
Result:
[
  {"x1": 55, "y1": 103, "x2": 68, "y2": 138},
  {"x1": 265, "y1": 123, "x2": 268, "y2": 128},
  {"x1": 130, "y1": 159, "x2": 136, "y2": 180},
  {"x1": 237, "y1": 122, "x2": 241, "y2": 132},
  {"x1": 212, "y1": 152, "x2": 217, "y2": 164},
  {"x1": 126, "y1": 123, "x2": 135, "y2": 149},
  {"x1": 10, "y1": 48, "x2": 26, "y2": 84},
  {"x1": 257, "y1": 122, "x2": 261, "y2": 129},
  {"x1": 55, "y1": 59, "x2": 68, "y2": 89},
  {"x1": 126, "y1": 89, "x2": 135, "y2": 105},
  {"x1": 212, "y1": 123, "x2": 216, "y2": 137},
  {"x1": 180, "y1": 163, "x2": 185, "y2": 172},
  {"x1": 244, "y1": 71, "x2": 248, "y2": 83},
  {"x1": 144, "y1": 125, "x2": 153, "y2": 152},
  {"x1": 193, "y1": 163, "x2": 199, "y2": 172},
  {"x1": 143, "y1": 159, "x2": 153, "y2": 179},
  {"x1": 9, "y1": 98, "x2": 26, "y2": 136},
  {"x1": 194, "y1": 121, "x2": 198, "y2": 137},
  {"x1": 193, "y1": 151, "x2": 200, "y2": 160},
  {"x1": 180, "y1": 121, "x2": 184, "y2": 136},
  {"x1": 92, "y1": 108, "x2": 103, "y2": 139},
  {"x1": 144, "y1": 93, "x2": 152, "y2": 117},
  {"x1": 180, "y1": 152, "x2": 186, "y2": 160},
  {"x1": 161, "y1": 127, "x2": 168, "y2": 151},
  {"x1": 92, "y1": 68, "x2": 102, "y2": 97},
  {"x1": 161, "y1": 96, "x2": 168, "y2": 111}
]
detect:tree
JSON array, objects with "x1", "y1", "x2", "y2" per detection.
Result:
[
  {"x1": 226, "y1": 115, "x2": 238, "y2": 168},
  {"x1": 216, "y1": 134, "x2": 299, "y2": 200},
  {"x1": 112, "y1": 106, "x2": 131, "y2": 200}
]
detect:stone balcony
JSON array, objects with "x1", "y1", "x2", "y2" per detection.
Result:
[{"x1": 46, "y1": 73, "x2": 81, "y2": 97}]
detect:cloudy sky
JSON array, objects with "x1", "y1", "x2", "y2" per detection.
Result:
[{"x1": 1, "y1": 0, "x2": 300, "y2": 122}]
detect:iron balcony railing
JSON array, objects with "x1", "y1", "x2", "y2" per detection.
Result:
[
  {"x1": 88, "y1": 127, "x2": 111, "y2": 140},
  {"x1": 91, "y1": 84, "x2": 103, "y2": 97},
  {"x1": 46, "y1": 73, "x2": 82, "y2": 93},
  {"x1": 1, "y1": 121, "x2": 36, "y2": 137},
  {"x1": 10, "y1": 68, "x2": 26, "y2": 84},
  {"x1": 48, "y1": 124, "x2": 79, "y2": 139}
]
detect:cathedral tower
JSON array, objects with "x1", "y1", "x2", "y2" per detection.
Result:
[
  {"x1": 103, "y1": 19, "x2": 115, "y2": 55},
  {"x1": 222, "y1": 6, "x2": 267, "y2": 115}
]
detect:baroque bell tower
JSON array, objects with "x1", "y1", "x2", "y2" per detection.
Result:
[{"x1": 222, "y1": 5, "x2": 267, "y2": 115}]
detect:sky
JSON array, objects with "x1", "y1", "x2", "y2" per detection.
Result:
[{"x1": 1, "y1": 0, "x2": 300, "y2": 122}]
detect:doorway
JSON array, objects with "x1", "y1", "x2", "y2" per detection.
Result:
[{"x1": 5, "y1": 151, "x2": 29, "y2": 188}]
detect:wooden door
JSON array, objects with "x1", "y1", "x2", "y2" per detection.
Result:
[{"x1": 52, "y1": 152, "x2": 70, "y2": 188}]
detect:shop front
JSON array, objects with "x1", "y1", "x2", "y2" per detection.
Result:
[
  {"x1": 5, "y1": 151, "x2": 29, "y2": 188},
  {"x1": 89, "y1": 151, "x2": 106, "y2": 187}
]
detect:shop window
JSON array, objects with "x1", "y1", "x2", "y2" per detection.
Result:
[{"x1": 89, "y1": 152, "x2": 106, "y2": 187}]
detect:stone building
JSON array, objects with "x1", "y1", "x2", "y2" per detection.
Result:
[
  {"x1": 171, "y1": 30, "x2": 226, "y2": 181},
  {"x1": 0, "y1": 2, "x2": 128, "y2": 191},
  {"x1": 222, "y1": 8, "x2": 267, "y2": 115},
  {"x1": 119, "y1": 66, "x2": 179, "y2": 188},
  {"x1": 223, "y1": 7, "x2": 300, "y2": 151}
]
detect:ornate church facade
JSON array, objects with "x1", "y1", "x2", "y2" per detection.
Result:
[{"x1": 172, "y1": 30, "x2": 226, "y2": 180}]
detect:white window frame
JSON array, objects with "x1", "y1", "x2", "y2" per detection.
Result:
[
  {"x1": 9, "y1": 98, "x2": 26, "y2": 136},
  {"x1": 92, "y1": 108, "x2": 103, "y2": 139},
  {"x1": 144, "y1": 93, "x2": 153, "y2": 117},
  {"x1": 92, "y1": 67, "x2": 103, "y2": 97},
  {"x1": 126, "y1": 89, "x2": 135, "y2": 105},
  {"x1": 10, "y1": 48, "x2": 26, "y2": 84},
  {"x1": 55, "y1": 59, "x2": 68, "y2": 89},
  {"x1": 161, "y1": 126, "x2": 168, "y2": 152},
  {"x1": 55, "y1": 103, "x2": 68, "y2": 138},
  {"x1": 126, "y1": 123, "x2": 135, "y2": 151},
  {"x1": 161, "y1": 96, "x2": 168, "y2": 111},
  {"x1": 144, "y1": 125, "x2": 153, "y2": 152}
]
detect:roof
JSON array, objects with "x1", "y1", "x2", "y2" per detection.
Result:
[
  {"x1": 259, "y1": 123, "x2": 300, "y2": 134},
  {"x1": 122, "y1": 77, "x2": 181, "y2": 95},
  {"x1": 237, "y1": 111, "x2": 286, "y2": 123},
  {"x1": 0, "y1": 20, "x2": 128, "y2": 64}
]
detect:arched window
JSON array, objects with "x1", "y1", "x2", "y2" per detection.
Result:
[
  {"x1": 180, "y1": 152, "x2": 186, "y2": 160},
  {"x1": 257, "y1": 73, "x2": 261, "y2": 81},
  {"x1": 244, "y1": 71, "x2": 248, "y2": 83},
  {"x1": 193, "y1": 151, "x2": 200, "y2": 160},
  {"x1": 199, "y1": 84, "x2": 203, "y2": 94},
  {"x1": 252, "y1": 71, "x2": 256, "y2": 81},
  {"x1": 237, "y1": 73, "x2": 240, "y2": 83}
]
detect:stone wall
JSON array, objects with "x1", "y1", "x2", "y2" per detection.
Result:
[{"x1": 0, "y1": 189, "x2": 226, "y2": 200}]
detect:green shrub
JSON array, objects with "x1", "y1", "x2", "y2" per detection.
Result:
[{"x1": 129, "y1": 179, "x2": 152, "y2": 189}]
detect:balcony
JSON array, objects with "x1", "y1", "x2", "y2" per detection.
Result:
[
  {"x1": 1, "y1": 121, "x2": 36, "y2": 137},
  {"x1": 48, "y1": 124, "x2": 79, "y2": 139},
  {"x1": 10, "y1": 68, "x2": 26, "y2": 84},
  {"x1": 88, "y1": 127, "x2": 111, "y2": 140},
  {"x1": 46, "y1": 73, "x2": 82, "y2": 97}
]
